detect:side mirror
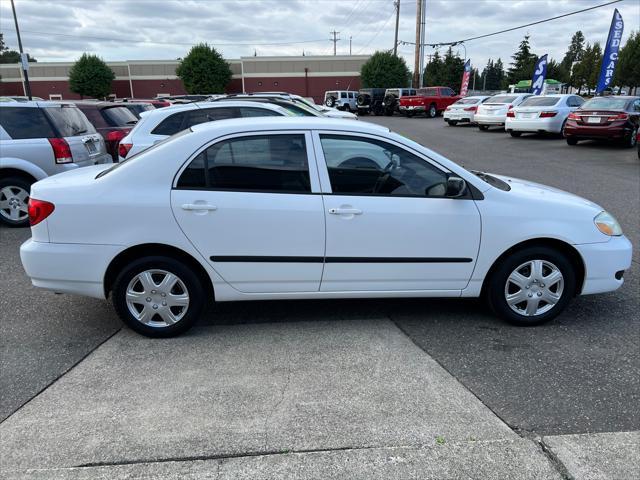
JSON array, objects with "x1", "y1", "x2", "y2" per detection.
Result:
[{"x1": 445, "y1": 176, "x2": 467, "y2": 198}]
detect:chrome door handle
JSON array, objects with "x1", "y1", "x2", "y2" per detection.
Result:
[
  {"x1": 328, "y1": 208, "x2": 362, "y2": 215},
  {"x1": 181, "y1": 203, "x2": 217, "y2": 211}
]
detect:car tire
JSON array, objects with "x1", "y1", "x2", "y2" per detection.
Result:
[
  {"x1": 478, "y1": 125, "x2": 489, "y2": 131},
  {"x1": 0, "y1": 176, "x2": 32, "y2": 227},
  {"x1": 325, "y1": 97, "x2": 336, "y2": 108},
  {"x1": 428, "y1": 104, "x2": 437, "y2": 118},
  {"x1": 446, "y1": 120, "x2": 458, "y2": 126},
  {"x1": 384, "y1": 108, "x2": 394, "y2": 116},
  {"x1": 509, "y1": 131, "x2": 522, "y2": 137},
  {"x1": 404, "y1": 111, "x2": 414, "y2": 118},
  {"x1": 112, "y1": 256, "x2": 206, "y2": 338},
  {"x1": 487, "y1": 246, "x2": 576, "y2": 326},
  {"x1": 566, "y1": 137, "x2": 578, "y2": 146},
  {"x1": 626, "y1": 127, "x2": 638, "y2": 148}
]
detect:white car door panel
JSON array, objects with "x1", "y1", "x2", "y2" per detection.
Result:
[
  {"x1": 314, "y1": 132, "x2": 481, "y2": 292},
  {"x1": 171, "y1": 132, "x2": 325, "y2": 293}
]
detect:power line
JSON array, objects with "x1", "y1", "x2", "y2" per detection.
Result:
[
  {"x1": 357, "y1": 7, "x2": 397, "y2": 54},
  {"x1": 399, "y1": 0, "x2": 623, "y2": 48}
]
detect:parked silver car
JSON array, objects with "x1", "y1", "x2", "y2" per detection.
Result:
[{"x1": 0, "y1": 101, "x2": 112, "y2": 227}]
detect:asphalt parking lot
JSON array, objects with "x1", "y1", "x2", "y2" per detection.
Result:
[{"x1": 1, "y1": 115, "x2": 638, "y2": 477}]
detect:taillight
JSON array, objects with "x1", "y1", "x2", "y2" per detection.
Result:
[
  {"x1": 539, "y1": 111, "x2": 557, "y2": 118},
  {"x1": 119, "y1": 143, "x2": 133, "y2": 158},
  {"x1": 568, "y1": 112, "x2": 579, "y2": 120},
  {"x1": 48, "y1": 138, "x2": 73, "y2": 164},
  {"x1": 606, "y1": 113, "x2": 629, "y2": 121},
  {"x1": 506, "y1": 110, "x2": 515, "y2": 118},
  {"x1": 28, "y1": 198, "x2": 55, "y2": 226},
  {"x1": 106, "y1": 130, "x2": 129, "y2": 143},
  {"x1": 464, "y1": 106, "x2": 477, "y2": 112}
]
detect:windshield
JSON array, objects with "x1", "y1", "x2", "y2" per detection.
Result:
[
  {"x1": 581, "y1": 97, "x2": 629, "y2": 110},
  {"x1": 520, "y1": 96, "x2": 561, "y2": 107},
  {"x1": 294, "y1": 97, "x2": 323, "y2": 112},
  {"x1": 486, "y1": 95, "x2": 518, "y2": 105},
  {"x1": 44, "y1": 105, "x2": 97, "y2": 137},
  {"x1": 279, "y1": 102, "x2": 320, "y2": 117},
  {"x1": 102, "y1": 106, "x2": 139, "y2": 126}
]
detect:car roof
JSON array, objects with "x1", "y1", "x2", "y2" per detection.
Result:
[{"x1": 190, "y1": 116, "x2": 388, "y2": 136}]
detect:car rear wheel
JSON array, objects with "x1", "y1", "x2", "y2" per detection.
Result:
[
  {"x1": 626, "y1": 127, "x2": 638, "y2": 148},
  {"x1": 113, "y1": 256, "x2": 205, "y2": 337},
  {"x1": 0, "y1": 176, "x2": 32, "y2": 227},
  {"x1": 478, "y1": 125, "x2": 489, "y2": 131},
  {"x1": 509, "y1": 131, "x2": 522, "y2": 137},
  {"x1": 566, "y1": 137, "x2": 578, "y2": 146},
  {"x1": 428, "y1": 104, "x2": 437, "y2": 118},
  {"x1": 404, "y1": 111, "x2": 414, "y2": 118},
  {"x1": 446, "y1": 120, "x2": 458, "y2": 126},
  {"x1": 325, "y1": 97, "x2": 336, "y2": 108},
  {"x1": 487, "y1": 247, "x2": 576, "y2": 326}
]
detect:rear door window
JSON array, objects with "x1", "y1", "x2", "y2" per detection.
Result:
[
  {"x1": 0, "y1": 107, "x2": 57, "y2": 139},
  {"x1": 186, "y1": 107, "x2": 239, "y2": 127},
  {"x1": 44, "y1": 105, "x2": 97, "y2": 137},
  {"x1": 151, "y1": 111, "x2": 188, "y2": 135}
]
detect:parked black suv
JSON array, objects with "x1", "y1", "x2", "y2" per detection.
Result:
[
  {"x1": 356, "y1": 88, "x2": 387, "y2": 115},
  {"x1": 382, "y1": 88, "x2": 417, "y2": 116}
]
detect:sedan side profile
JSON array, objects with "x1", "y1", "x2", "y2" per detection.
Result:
[{"x1": 21, "y1": 118, "x2": 632, "y2": 337}]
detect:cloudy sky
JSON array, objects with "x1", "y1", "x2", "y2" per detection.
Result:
[{"x1": 0, "y1": 0, "x2": 638, "y2": 72}]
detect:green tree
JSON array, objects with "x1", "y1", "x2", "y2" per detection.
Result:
[
  {"x1": 0, "y1": 32, "x2": 37, "y2": 64},
  {"x1": 613, "y1": 31, "x2": 640, "y2": 94},
  {"x1": 360, "y1": 50, "x2": 411, "y2": 88},
  {"x1": 572, "y1": 43, "x2": 602, "y2": 94},
  {"x1": 560, "y1": 31, "x2": 585, "y2": 86},
  {"x1": 68, "y1": 53, "x2": 115, "y2": 99},
  {"x1": 507, "y1": 35, "x2": 538, "y2": 85},
  {"x1": 481, "y1": 58, "x2": 505, "y2": 91},
  {"x1": 424, "y1": 48, "x2": 465, "y2": 92},
  {"x1": 176, "y1": 43, "x2": 232, "y2": 94},
  {"x1": 424, "y1": 50, "x2": 444, "y2": 86}
]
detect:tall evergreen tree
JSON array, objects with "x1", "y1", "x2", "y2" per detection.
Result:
[
  {"x1": 560, "y1": 30, "x2": 585, "y2": 86},
  {"x1": 613, "y1": 31, "x2": 640, "y2": 94},
  {"x1": 424, "y1": 50, "x2": 444, "y2": 86},
  {"x1": 572, "y1": 43, "x2": 602, "y2": 94},
  {"x1": 507, "y1": 35, "x2": 538, "y2": 85}
]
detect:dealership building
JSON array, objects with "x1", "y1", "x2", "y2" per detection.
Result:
[{"x1": 0, "y1": 55, "x2": 369, "y2": 103}]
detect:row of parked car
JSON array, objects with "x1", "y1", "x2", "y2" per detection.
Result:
[{"x1": 0, "y1": 92, "x2": 357, "y2": 227}]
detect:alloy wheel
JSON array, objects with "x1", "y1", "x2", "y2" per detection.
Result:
[
  {"x1": 0, "y1": 185, "x2": 29, "y2": 223},
  {"x1": 504, "y1": 260, "x2": 564, "y2": 317},
  {"x1": 125, "y1": 269, "x2": 190, "y2": 327}
]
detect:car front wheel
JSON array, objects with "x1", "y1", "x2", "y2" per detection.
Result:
[
  {"x1": 428, "y1": 104, "x2": 437, "y2": 118},
  {"x1": 446, "y1": 120, "x2": 458, "y2": 126},
  {"x1": 112, "y1": 256, "x2": 205, "y2": 337},
  {"x1": 626, "y1": 127, "x2": 638, "y2": 148},
  {"x1": 487, "y1": 247, "x2": 576, "y2": 326},
  {"x1": 566, "y1": 137, "x2": 578, "y2": 145},
  {"x1": 0, "y1": 176, "x2": 32, "y2": 227},
  {"x1": 509, "y1": 131, "x2": 522, "y2": 137},
  {"x1": 478, "y1": 125, "x2": 489, "y2": 131}
]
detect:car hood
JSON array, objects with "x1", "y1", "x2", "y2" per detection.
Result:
[{"x1": 490, "y1": 173, "x2": 603, "y2": 212}]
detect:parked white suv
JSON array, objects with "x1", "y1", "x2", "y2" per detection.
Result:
[
  {"x1": 0, "y1": 101, "x2": 111, "y2": 226},
  {"x1": 118, "y1": 101, "x2": 292, "y2": 159},
  {"x1": 323, "y1": 91, "x2": 357, "y2": 111},
  {"x1": 20, "y1": 118, "x2": 632, "y2": 337}
]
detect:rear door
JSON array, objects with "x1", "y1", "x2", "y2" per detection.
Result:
[
  {"x1": 42, "y1": 104, "x2": 107, "y2": 163},
  {"x1": 171, "y1": 131, "x2": 325, "y2": 293}
]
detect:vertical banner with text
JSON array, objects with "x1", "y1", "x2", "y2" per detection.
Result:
[
  {"x1": 460, "y1": 59, "x2": 471, "y2": 97},
  {"x1": 531, "y1": 54, "x2": 548, "y2": 95},
  {"x1": 596, "y1": 9, "x2": 624, "y2": 94}
]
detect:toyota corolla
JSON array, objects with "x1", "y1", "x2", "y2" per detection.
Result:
[{"x1": 20, "y1": 118, "x2": 632, "y2": 337}]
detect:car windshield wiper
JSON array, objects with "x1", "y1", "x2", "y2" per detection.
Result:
[{"x1": 73, "y1": 128, "x2": 88, "y2": 135}]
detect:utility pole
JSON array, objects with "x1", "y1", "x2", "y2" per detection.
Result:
[
  {"x1": 393, "y1": 0, "x2": 400, "y2": 56},
  {"x1": 330, "y1": 30, "x2": 340, "y2": 56},
  {"x1": 412, "y1": 0, "x2": 422, "y2": 88},
  {"x1": 418, "y1": 0, "x2": 426, "y2": 88},
  {"x1": 10, "y1": 0, "x2": 31, "y2": 100},
  {"x1": 349, "y1": 36, "x2": 352, "y2": 55}
]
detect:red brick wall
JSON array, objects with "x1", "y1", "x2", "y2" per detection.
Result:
[{"x1": 243, "y1": 76, "x2": 361, "y2": 103}]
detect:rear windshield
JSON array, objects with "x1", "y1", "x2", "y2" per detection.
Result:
[
  {"x1": 101, "y1": 106, "x2": 138, "y2": 126},
  {"x1": 454, "y1": 98, "x2": 481, "y2": 105},
  {"x1": 581, "y1": 97, "x2": 629, "y2": 110},
  {"x1": 0, "y1": 106, "x2": 57, "y2": 139},
  {"x1": 325, "y1": 92, "x2": 338, "y2": 98},
  {"x1": 44, "y1": 105, "x2": 97, "y2": 137},
  {"x1": 520, "y1": 97, "x2": 561, "y2": 107},
  {"x1": 124, "y1": 104, "x2": 155, "y2": 116},
  {"x1": 279, "y1": 102, "x2": 319, "y2": 117},
  {"x1": 486, "y1": 95, "x2": 518, "y2": 104}
]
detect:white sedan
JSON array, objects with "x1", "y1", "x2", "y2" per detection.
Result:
[
  {"x1": 443, "y1": 96, "x2": 490, "y2": 126},
  {"x1": 475, "y1": 93, "x2": 533, "y2": 130},
  {"x1": 21, "y1": 118, "x2": 632, "y2": 337},
  {"x1": 506, "y1": 94, "x2": 585, "y2": 137}
]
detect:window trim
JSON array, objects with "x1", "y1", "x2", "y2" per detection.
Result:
[
  {"x1": 172, "y1": 130, "x2": 322, "y2": 194},
  {"x1": 310, "y1": 130, "x2": 477, "y2": 200}
]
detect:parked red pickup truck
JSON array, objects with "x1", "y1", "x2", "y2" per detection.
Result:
[{"x1": 399, "y1": 86, "x2": 461, "y2": 118}]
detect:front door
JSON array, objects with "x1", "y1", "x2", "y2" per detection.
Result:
[
  {"x1": 171, "y1": 132, "x2": 325, "y2": 293},
  {"x1": 314, "y1": 132, "x2": 481, "y2": 292}
]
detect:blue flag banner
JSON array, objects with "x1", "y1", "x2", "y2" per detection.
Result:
[
  {"x1": 531, "y1": 54, "x2": 548, "y2": 95},
  {"x1": 596, "y1": 9, "x2": 624, "y2": 94}
]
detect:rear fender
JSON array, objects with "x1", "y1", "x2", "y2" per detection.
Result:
[{"x1": 0, "y1": 157, "x2": 48, "y2": 181}]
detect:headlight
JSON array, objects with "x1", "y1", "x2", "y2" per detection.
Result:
[{"x1": 594, "y1": 211, "x2": 622, "y2": 236}]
